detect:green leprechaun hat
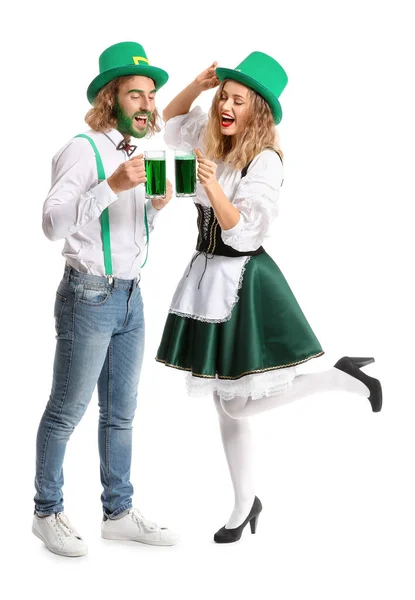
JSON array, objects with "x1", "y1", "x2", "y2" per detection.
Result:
[
  {"x1": 215, "y1": 51, "x2": 288, "y2": 124},
  {"x1": 87, "y1": 41, "x2": 169, "y2": 104}
]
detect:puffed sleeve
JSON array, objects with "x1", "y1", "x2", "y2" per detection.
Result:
[
  {"x1": 164, "y1": 106, "x2": 208, "y2": 149},
  {"x1": 221, "y1": 150, "x2": 283, "y2": 252}
]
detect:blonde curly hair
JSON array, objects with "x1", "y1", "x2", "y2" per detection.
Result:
[
  {"x1": 85, "y1": 76, "x2": 161, "y2": 135},
  {"x1": 203, "y1": 80, "x2": 283, "y2": 170}
]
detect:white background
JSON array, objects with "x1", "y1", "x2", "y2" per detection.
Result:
[{"x1": 1, "y1": 0, "x2": 414, "y2": 598}]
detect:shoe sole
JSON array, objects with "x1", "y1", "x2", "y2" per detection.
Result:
[
  {"x1": 101, "y1": 531, "x2": 178, "y2": 546},
  {"x1": 32, "y1": 526, "x2": 88, "y2": 557}
]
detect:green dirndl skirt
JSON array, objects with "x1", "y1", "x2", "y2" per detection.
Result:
[{"x1": 156, "y1": 252, "x2": 323, "y2": 380}]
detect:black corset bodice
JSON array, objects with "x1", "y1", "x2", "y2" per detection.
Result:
[
  {"x1": 195, "y1": 204, "x2": 265, "y2": 258},
  {"x1": 193, "y1": 150, "x2": 283, "y2": 259}
]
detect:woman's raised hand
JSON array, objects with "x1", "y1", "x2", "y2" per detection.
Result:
[{"x1": 194, "y1": 62, "x2": 220, "y2": 91}]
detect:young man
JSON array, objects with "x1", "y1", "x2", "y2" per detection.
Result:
[{"x1": 33, "y1": 41, "x2": 178, "y2": 557}]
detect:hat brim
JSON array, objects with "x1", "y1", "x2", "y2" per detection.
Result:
[
  {"x1": 87, "y1": 65, "x2": 169, "y2": 104},
  {"x1": 215, "y1": 67, "x2": 282, "y2": 124}
]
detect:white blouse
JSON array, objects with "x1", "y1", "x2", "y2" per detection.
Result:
[{"x1": 165, "y1": 106, "x2": 284, "y2": 322}]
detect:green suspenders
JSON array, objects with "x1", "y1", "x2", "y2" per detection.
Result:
[{"x1": 75, "y1": 134, "x2": 149, "y2": 279}]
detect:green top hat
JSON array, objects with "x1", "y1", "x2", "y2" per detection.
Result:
[
  {"x1": 215, "y1": 51, "x2": 288, "y2": 124},
  {"x1": 87, "y1": 41, "x2": 169, "y2": 104}
]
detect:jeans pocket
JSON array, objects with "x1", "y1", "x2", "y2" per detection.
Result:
[
  {"x1": 77, "y1": 285, "x2": 112, "y2": 306},
  {"x1": 54, "y1": 292, "x2": 67, "y2": 334}
]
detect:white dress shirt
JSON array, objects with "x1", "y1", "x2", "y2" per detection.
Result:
[{"x1": 43, "y1": 128, "x2": 159, "y2": 279}]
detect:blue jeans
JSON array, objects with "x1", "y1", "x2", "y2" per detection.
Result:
[{"x1": 34, "y1": 265, "x2": 145, "y2": 517}]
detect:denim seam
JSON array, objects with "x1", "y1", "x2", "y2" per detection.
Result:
[
  {"x1": 105, "y1": 338, "x2": 114, "y2": 512},
  {"x1": 122, "y1": 286, "x2": 135, "y2": 328},
  {"x1": 107, "y1": 502, "x2": 133, "y2": 519},
  {"x1": 70, "y1": 278, "x2": 132, "y2": 293},
  {"x1": 35, "y1": 509, "x2": 61, "y2": 516},
  {"x1": 76, "y1": 289, "x2": 112, "y2": 307},
  {"x1": 37, "y1": 297, "x2": 75, "y2": 499},
  {"x1": 55, "y1": 295, "x2": 67, "y2": 335}
]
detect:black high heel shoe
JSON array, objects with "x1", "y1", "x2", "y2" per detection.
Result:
[
  {"x1": 214, "y1": 497, "x2": 262, "y2": 543},
  {"x1": 334, "y1": 356, "x2": 382, "y2": 412}
]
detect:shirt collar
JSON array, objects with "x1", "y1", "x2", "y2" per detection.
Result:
[{"x1": 105, "y1": 129, "x2": 126, "y2": 148}]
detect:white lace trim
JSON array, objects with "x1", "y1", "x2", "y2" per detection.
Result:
[
  {"x1": 184, "y1": 366, "x2": 297, "y2": 401},
  {"x1": 168, "y1": 256, "x2": 251, "y2": 323}
]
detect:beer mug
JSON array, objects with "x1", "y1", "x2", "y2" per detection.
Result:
[
  {"x1": 174, "y1": 149, "x2": 197, "y2": 197},
  {"x1": 144, "y1": 150, "x2": 166, "y2": 199}
]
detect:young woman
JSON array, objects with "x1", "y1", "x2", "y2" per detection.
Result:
[{"x1": 157, "y1": 52, "x2": 382, "y2": 543}]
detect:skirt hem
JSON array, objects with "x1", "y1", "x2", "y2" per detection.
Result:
[{"x1": 155, "y1": 351, "x2": 325, "y2": 380}]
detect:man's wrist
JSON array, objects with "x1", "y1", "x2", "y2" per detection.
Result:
[
  {"x1": 150, "y1": 198, "x2": 167, "y2": 211},
  {"x1": 107, "y1": 177, "x2": 121, "y2": 195}
]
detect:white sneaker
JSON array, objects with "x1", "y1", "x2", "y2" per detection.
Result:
[
  {"x1": 101, "y1": 508, "x2": 179, "y2": 546},
  {"x1": 32, "y1": 512, "x2": 88, "y2": 557}
]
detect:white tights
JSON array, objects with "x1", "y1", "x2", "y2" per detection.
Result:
[{"x1": 213, "y1": 367, "x2": 369, "y2": 528}]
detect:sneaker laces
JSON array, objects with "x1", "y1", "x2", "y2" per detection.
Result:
[
  {"x1": 130, "y1": 508, "x2": 161, "y2": 532},
  {"x1": 53, "y1": 513, "x2": 81, "y2": 540}
]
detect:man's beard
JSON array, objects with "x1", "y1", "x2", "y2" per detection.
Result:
[{"x1": 114, "y1": 101, "x2": 152, "y2": 139}]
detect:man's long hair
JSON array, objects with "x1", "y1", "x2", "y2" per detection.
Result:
[
  {"x1": 203, "y1": 80, "x2": 283, "y2": 170},
  {"x1": 85, "y1": 76, "x2": 161, "y2": 134}
]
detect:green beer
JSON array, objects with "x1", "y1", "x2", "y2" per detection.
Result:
[
  {"x1": 175, "y1": 150, "x2": 196, "y2": 197},
  {"x1": 144, "y1": 150, "x2": 166, "y2": 199}
]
